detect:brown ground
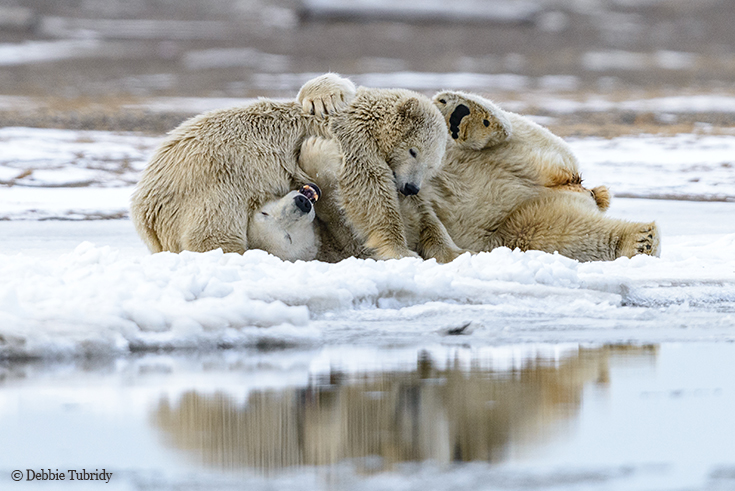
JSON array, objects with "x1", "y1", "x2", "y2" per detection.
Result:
[{"x1": 2, "y1": 0, "x2": 735, "y2": 137}]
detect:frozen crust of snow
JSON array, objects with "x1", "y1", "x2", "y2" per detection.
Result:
[{"x1": 1, "y1": 236, "x2": 734, "y2": 360}]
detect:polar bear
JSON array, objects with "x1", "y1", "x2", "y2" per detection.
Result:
[
  {"x1": 299, "y1": 82, "x2": 659, "y2": 262},
  {"x1": 298, "y1": 136, "x2": 463, "y2": 263},
  {"x1": 321, "y1": 83, "x2": 464, "y2": 261},
  {"x1": 130, "y1": 74, "x2": 456, "y2": 261},
  {"x1": 429, "y1": 90, "x2": 660, "y2": 261},
  {"x1": 248, "y1": 184, "x2": 321, "y2": 261}
]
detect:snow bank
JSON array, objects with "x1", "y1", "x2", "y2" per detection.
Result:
[{"x1": 2, "y1": 237, "x2": 734, "y2": 360}]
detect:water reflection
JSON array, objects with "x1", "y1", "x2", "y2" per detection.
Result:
[{"x1": 153, "y1": 345, "x2": 656, "y2": 473}]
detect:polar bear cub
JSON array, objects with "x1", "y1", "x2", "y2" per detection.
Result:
[{"x1": 248, "y1": 184, "x2": 321, "y2": 261}]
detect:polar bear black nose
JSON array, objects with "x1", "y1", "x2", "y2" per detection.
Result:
[
  {"x1": 401, "y1": 183, "x2": 420, "y2": 196},
  {"x1": 294, "y1": 194, "x2": 312, "y2": 213}
]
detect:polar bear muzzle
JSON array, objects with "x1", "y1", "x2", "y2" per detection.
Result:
[
  {"x1": 298, "y1": 183, "x2": 321, "y2": 203},
  {"x1": 449, "y1": 104, "x2": 471, "y2": 140}
]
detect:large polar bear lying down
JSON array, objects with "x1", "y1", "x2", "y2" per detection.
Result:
[
  {"x1": 429, "y1": 90, "x2": 660, "y2": 261},
  {"x1": 130, "y1": 74, "x2": 462, "y2": 262},
  {"x1": 298, "y1": 81, "x2": 660, "y2": 262}
]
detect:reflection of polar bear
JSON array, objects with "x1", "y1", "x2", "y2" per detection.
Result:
[
  {"x1": 152, "y1": 346, "x2": 656, "y2": 470},
  {"x1": 130, "y1": 74, "x2": 456, "y2": 261},
  {"x1": 430, "y1": 91, "x2": 659, "y2": 261},
  {"x1": 247, "y1": 184, "x2": 321, "y2": 262}
]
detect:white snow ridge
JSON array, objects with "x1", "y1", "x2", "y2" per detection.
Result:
[{"x1": 2, "y1": 235, "x2": 735, "y2": 360}]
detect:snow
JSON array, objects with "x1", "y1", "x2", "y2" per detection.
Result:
[
  {"x1": 1, "y1": 222, "x2": 734, "y2": 360},
  {"x1": 0, "y1": 39, "x2": 103, "y2": 66},
  {"x1": 506, "y1": 94, "x2": 735, "y2": 115},
  {"x1": 0, "y1": 125, "x2": 734, "y2": 360},
  {"x1": 0, "y1": 127, "x2": 158, "y2": 188},
  {"x1": 581, "y1": 50, "x2": 698, "y2": 71},
  {"x1": 572, "y1": 134, "x2": 735, "y2": 201}
]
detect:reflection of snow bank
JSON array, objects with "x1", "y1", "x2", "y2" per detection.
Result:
[
  {"x1": 308, "y1": 343, "x2": 581, "y2": 377},
  {"x1": 2, "y1": 236, "x2": 734, "y2": 360}
]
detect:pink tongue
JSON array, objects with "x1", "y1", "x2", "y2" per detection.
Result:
[{"x1": 299, "y1": 184, "x2": 320, "y2": 203}]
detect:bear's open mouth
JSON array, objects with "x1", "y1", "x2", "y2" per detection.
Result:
[{"x1": 298, "y1": 183, "x2": 321, "y2": 203}]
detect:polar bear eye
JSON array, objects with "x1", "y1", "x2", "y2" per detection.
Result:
[
  {"x1": 261, "y1": 212, "x2": 269, "y2": 217},
  {"x1": 439, "y1": 99, "x2": 446, "y2": 104},
  {"x1": 409, "y1": 148, "x2": 417, "y2": 158},
  {"x1": 483, "y1": 119, "x2": 490, "y2": 127}
]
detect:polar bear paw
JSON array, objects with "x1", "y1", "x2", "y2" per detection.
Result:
[
  {"x1": 433, "y1": 90, "x2": 512, "y2": 150},
  {"x1": 299, "y1": 136, "x2": 343, "y2": 178},
  {"x1": 620, "y1": 222, "x2": 660, "y2": 258},
  {"x1": 297, "y1": 73, "x2": 357, "y2": 118}
]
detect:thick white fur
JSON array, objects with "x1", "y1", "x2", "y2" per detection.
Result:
[
  {"x1": 429, "y1": 90, "x2": 660, "y2": 261},
  {"x1": 247, "y1": 190, "x2": 320, "y2": 261},
  {"x1": 297, "y1": 80, "x2": 660, "y2": 262},
  {"x1": 130, "y1": 74, "x2": 454, "y2": 260}
]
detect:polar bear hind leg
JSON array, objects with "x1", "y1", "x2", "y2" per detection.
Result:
[{"x1": 496, "y1": 192, "x2": 660, "y2": 261}]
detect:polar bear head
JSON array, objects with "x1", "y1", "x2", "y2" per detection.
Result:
[
  {"x1": 433, "y1": 91, "x2": 513, "y2": 150},
  {"x1": 331, "y1": 88, "x2": 447, "y2": 198},
  {"x1": 386, "y1": 97, "x2": 448, "y2": 196},
  {"x1": 247, "y1": 184, "x2": 321, "y2": 261}
]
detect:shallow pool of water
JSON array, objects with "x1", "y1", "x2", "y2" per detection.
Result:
[{"x1": 1, "y1": 342, "x2": 734, "y2": 490}]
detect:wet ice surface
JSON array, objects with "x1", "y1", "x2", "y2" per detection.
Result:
[{"x1": 1, "y1": 343, "x2": 735, "y2": 490}]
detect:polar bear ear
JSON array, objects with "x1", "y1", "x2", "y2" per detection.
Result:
[{"x1": 396, "y1": 97, "x2": 422, "y2": 122}]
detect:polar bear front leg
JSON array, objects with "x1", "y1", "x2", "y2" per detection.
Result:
[
  {"x1": 338, "y1": 165, "x2": 419, "y2": 260},
  {"x1": 297, "y1": 73, "x2": 357, "y2": 118},
  {"x1": 401, "y1": 194, "x2": 469, "y2": 263}
]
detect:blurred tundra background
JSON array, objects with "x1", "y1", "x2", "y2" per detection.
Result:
[{"x1": 1, "y1": 0, "x2": 734, "y2": 136}]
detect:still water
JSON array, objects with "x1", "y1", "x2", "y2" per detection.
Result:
[{"x1": 1, "y1": 343, "x2": 734, "y2": 490}]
